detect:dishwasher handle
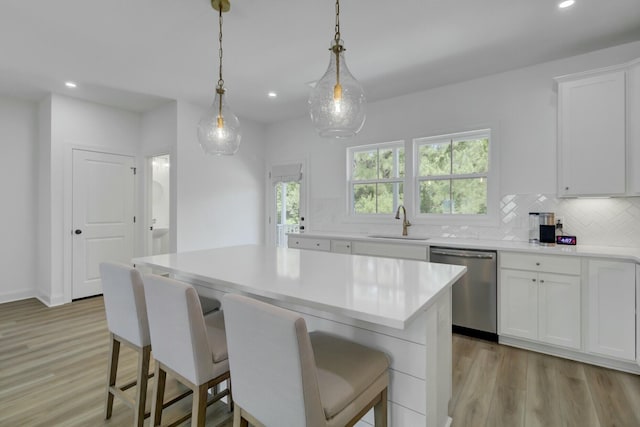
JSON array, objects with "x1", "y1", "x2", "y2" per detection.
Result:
[{"x1": 430, "y1": 248, "x2": 496, "y2": 260}]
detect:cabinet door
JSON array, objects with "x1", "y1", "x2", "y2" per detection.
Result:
[
  {"x1": 587, "y1": 260, "x2": 636, "y2": 361},
  {"x1": 538, "y1": 273, "x2": 581, "y2": 349},
  {"x1": 558, "y1": 70, "x2": 626, "y2": 196},
  {"x1": 330, "y1": 240, "x2": 352, "y2": 254},
  {"x1": 499, "y1": 269, "x2": 538, "y2": 340},
  {"x1": 287, "y1": 236, "x2": 330, "y2": 251},
  {"x1": 629, "y1": 61, "x2": 640, "y2": 195},
  {"x1": 351, "y1": 241, "x2": 427, "y2": 261}
]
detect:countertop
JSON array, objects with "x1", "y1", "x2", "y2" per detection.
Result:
[
  {"x1": 289, "y1": 232, "x2": 640, "y2": 263},
  {"x1": 133, "y1": 244, "x2": 467, "y2": 330}
]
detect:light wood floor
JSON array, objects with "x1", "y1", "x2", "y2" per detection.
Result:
[{"x1": 1, "y1": 297, "x2": 639, "y2": 426}]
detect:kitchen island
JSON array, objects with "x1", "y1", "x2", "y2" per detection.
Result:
[{"x1": 133, "y1": 244, "x2": 467, "y2": 427}]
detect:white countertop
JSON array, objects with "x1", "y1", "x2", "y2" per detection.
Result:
[
  {"x1": 133, "y1": 244, "x2": 466, "y2": 330},
  {"x1": 291, "y1": 232, "x2": 640, "y2": 263}
]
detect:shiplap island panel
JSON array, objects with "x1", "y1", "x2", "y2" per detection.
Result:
[{"x1": 134, "y1": 245, "x2": 466, "y2": 427}]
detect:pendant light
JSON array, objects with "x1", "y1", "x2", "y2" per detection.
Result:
[
  {"x1": 308, "y1": 0, "x2": 366, "y2": 138},
  {"x1": 197, "y1": 0, "x2": 241, "y2": 156}
]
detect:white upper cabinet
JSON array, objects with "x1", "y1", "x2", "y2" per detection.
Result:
[
  {"x1": 628, "y1": 60, "x2": 640, "y2": 195},
  {"x1": 557, "y1": 68, "x2": 627, "y2": 197}
]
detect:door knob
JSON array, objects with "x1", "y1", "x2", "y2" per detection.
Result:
[{"x1": 74, "y1": 229, "x2": 82, "y2": 235}]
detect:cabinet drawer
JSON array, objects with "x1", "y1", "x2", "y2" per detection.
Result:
[
  {"x1": 352, "y1": 241, "x2": 427, "y2": 261},
  {"x1": 331, "y1": 240, "x2": 352, "y2": 254},
  {"x1": 500, "y1": 252, "x2": 580, "y2": 275},
  {"x1": 287, "y1": 236, "x2": 330, "y2": 251}
]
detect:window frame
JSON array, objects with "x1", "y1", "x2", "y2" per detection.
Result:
[
  {"x1": 413, "y1": 129, "x2": 498, "y2": 226},
  {"x1": 347, "y1": 141, "x2": 406, "y2": 217}
]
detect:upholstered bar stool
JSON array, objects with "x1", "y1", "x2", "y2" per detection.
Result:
[
  {"x1": 142, "y1": 274, "x2": 232, "y2": 427},
  {"x1": 99, "y1": 262, "x2": 221, "y2": 427},
  {"x1": 223, "y1": 294, "x2": 390, "y2": 427}
]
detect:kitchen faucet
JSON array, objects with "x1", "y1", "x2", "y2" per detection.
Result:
[{"x1": 395, "y1": 205, "x2": 411, "y2": 236}]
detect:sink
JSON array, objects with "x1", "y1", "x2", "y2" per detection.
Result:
[{"x1": 368, "y1": 234, "x2": 429, "y2": 241}]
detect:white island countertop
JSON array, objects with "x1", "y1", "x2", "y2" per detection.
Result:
[{"x1": 133, "y1": 244, "x2": 466, "y2": 330}]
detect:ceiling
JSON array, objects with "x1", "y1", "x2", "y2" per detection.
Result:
[{"x1": 1, "y1": 0, "x2": 639, "y2": 123}]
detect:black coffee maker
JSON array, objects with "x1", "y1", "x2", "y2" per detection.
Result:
[{"x1": 538, "y1": 212, "x2": 556, "y2": 246}]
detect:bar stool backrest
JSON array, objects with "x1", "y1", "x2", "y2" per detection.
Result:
[
  {"x1": 223, "y1": 294, "x2": 326, "y2": 427},
  {"x1": 100, "y1": 262, "x2": 150, "y2": 348},
  {"x1": 142, "y1": 274, "x2": 215, "y2": 385}
]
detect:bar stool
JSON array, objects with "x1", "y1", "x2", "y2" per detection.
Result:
[
  {"x1": 142, "y1": 274, "x2": 232, "y2": 426},
  {"x1": 223, "y1": 294, "x2": 390, "y2": 427},
  {"x1": 99, "y1": 262, "x2": 221, "y2": 426}
]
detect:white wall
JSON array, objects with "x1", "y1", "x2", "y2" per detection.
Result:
[
  {"x1": 43, "y1": 94, "x2": 142, "y2": 305},
  {"x1": 37, "y1": 97, "x2": 52, "y2": 303},
  {"x1": 0, "y1": 97, "x2": 38, "y2": 303},
  {"x1": 175, "y1": 101, "x2": 266, "y2": 251},
  {"x1": 265, "y1": 41, "x2": 640, "y2": 246}
]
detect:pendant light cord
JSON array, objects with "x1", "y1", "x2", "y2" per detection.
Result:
[
  {"x1": 334, "y1": 0, "x2": 341, "y2": 87},
  {"x1": 218, "y1": 6, "x2": 224, "y2": 89},
  {"x1": 217, "y1": 5, "x2": 224, "y2": 119}
]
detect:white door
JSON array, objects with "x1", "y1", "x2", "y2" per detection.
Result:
[{"x1": 72, "y1": 150, "x2": 135, "y2": 299}]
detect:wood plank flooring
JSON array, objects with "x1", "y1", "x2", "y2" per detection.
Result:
[
  {"x1": 1, "y1": 297, "x2": 639, "y2": 426},
  {"x1": 450, "y1": 334, "x2": 640, "y2": 427}
]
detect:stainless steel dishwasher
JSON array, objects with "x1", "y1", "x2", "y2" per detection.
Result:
[{"x1": 429, "y1": 247, "x2": 497, "y2": 341}]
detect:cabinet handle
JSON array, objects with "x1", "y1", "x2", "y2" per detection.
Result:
[
  {"x1": 540, "y1": 279, "x2": 545, "y2": 284},
  {"x1": 316, "y1": 243, "x2": 320, "y2": 246},
  {"x1": 532, "y1": 278, "x2": 536, "y2": 282},
  {"x1": 536, "y1": 262, "x2": 540, "y2": 266},
  {"x1": 565, "y1": 186, "x2": 569, "y2": 191},
  {"x1": 346, "y1": 245, "x2": 350, "y2": 248}
]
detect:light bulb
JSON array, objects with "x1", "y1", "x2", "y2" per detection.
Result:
[
  {"x1": 197, "y1": 89, "x2": 241, "y2": 156},
  {"x1": 309, "y1": 39, "x2": 366, "y2": 138}
]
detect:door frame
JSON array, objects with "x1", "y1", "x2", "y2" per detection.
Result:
[
  {"x1": 265, "y1": 158, "x2": 308, "y2": 247},
  {"x1": 63, "y1": 145, "x2": 138, "y2": 303}
]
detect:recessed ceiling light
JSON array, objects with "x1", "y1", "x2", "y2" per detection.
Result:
[
  {"x1": 65, "y1": 81, "x2": 77, "y2": 88},
  {"x1": 268, "y1": 91, "x2": 277, "y2": 98},
  {"x1": 558, "y1": 0, "x2": 575, "y2": 9}
]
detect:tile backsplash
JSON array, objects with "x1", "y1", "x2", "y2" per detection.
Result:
[{"x1": 310, "y1": 195, "x2": 640, "y2": 248}]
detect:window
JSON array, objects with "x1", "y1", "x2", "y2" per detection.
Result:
[
  {"x1": 415, "y1": 130, "x2": 490, "y2": 216},
  {"x1": 348, "y1": 142, "x2": 404, "y2": 214}
]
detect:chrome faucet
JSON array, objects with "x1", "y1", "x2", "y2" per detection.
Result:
[{"x1": 395, "y1": 205, "x2": 411, "y2": 236}]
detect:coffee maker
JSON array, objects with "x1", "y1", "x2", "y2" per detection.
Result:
[{"x1": 529, "y1": 212, "x2": 555, "y2": 245}]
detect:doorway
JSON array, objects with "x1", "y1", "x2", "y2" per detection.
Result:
[
  {"x1": 72, "y1": 149, "x2": 135, "y2": 299},
  {"x1": 148, "y1": 154, "x2": 171, "y2": 255},
  {"x1": 270, "y1": 162, "x2": 305, "y2": 248}
]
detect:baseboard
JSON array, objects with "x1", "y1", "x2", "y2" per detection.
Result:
[
  {"x1": 499, "y1": 336, "x2": 640, "y2": 375},
  {"x1": 0, "y1": 289, "x2": 36, "y2": 304}
]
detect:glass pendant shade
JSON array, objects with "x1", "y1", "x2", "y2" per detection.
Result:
[
  {"x1": 197, "y1": 89, "x2": 241, "y2": 156},
  {"x1": 309, "y1": 39, "x2": 366, "y2": 138}
]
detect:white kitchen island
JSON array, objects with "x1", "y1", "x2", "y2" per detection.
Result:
[{"x1": 133, "y1": 245, "x2": 466, "y2": 427}]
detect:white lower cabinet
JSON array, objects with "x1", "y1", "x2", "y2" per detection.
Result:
[
  {"x1": 637, "y1": 265, "x2": 640, "y2": 367},
  {"x1": 287, "y1": 235, "x2": 330, "y2": 251},
  {"x1": 500, "y1": 269, "x2": 581, "y2": 349},
  {"x1": 499, "y1": 252, "x2": 581, "y2": 350},
  {"x1": 587, "y1": 260, "x2": 636, "y2": 361},
  {"x1": 330, "y1": 240, "x2": 352, "y2": 254},
  {"x1": 351, "y1": 241, "x2": 427, "y2": 261}
]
